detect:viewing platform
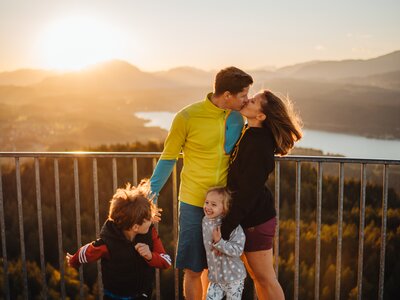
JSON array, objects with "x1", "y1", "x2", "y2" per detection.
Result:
[{"x1": 0, "y1": 152, "x2": 399, "y2": 299}]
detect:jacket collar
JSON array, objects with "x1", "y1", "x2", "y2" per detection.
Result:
[{"x1": 203, "y1": 93, "x2": 228, "y2": 115}]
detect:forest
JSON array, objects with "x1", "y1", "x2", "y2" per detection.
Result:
[{"x1": 0, "y1": 142, "x2": 399, "y2": 299}]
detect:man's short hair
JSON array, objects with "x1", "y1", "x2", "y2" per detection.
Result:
[{"x1": 214, "y1": 67, "x2": 253, "y2": 96}]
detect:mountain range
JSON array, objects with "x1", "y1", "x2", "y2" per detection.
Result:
[{"x1": 0, "y1": 50, "x2": 399, "y2": 151}]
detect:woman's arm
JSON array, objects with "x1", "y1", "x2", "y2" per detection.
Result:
[{"x1": 212, "y1": 225, "x2": 245, "y2": 257}]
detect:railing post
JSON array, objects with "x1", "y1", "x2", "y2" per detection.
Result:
[
  {"x1": 335, "y1": 163, "x2": 344, "y2": 300},
  {"x1": 74, "y1": 158, "x2": 84, "y2": 298},
  {"x1": 152, "y1": 158, "x2": 161, "y2": 300},
  {"x1": 315, "y1": 162, "x2": 323, "y2": 300},
  {"x1": 294, "y1": 161, "x2": 301, "y2": 300},
  {"x1": 0, "y1": 163, "x2": 10, "y2": 300},
  {"x1": 172, "y1": 164, "x2": 180, "y2": 300},
  {"x1": 34, "y1": 158, "x2": 48, "y2": 299},
  {"x1": 15, "y1": 158, "x2": 28, "y2": 299},
  {"x1": 54, "y1": 159, "x2": 66, "y2": 299},
  {"x1": 112, "y1": 158, "x2": 118, "y2": 191},
  {"x1": 92, "y1": 158, "x2": 103, "y2": 299},
  {"x1": 378, "y1": 164, "x2": 389, "y2": 300},
  {"x1": 357, "y1": 164, "x2": 367, "y2": 300},
  {"x1": 274, "y1": 161, "x2": 280, "y2": 277}
]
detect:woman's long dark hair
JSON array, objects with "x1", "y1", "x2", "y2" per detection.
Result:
[{"x1": 260, "y1": 90, "x2": 302, "y2": 155}]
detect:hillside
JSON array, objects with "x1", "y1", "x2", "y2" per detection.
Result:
[
  {"x1": 0, "y1": 51, "x2": 399, "y2": 151},
  {"x1": 274, "y1": 50, "x2": 400, "y2": 80}
]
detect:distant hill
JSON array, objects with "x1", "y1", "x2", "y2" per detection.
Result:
[
  {"x1": 339, "y1": 70, "x2": 400, "y2": 91},
  {"x1": 0, "y1": 69, "x2": 58, "y2": 86},
  {"x1": 273, "y1": 50, "x2": 400, "y2": 80},
  {"x1": 36, "y1": 60, "x2": 179, "y2": 91},
  {"x1": 154, "y1": 67, "x2": 213, "y2": 87}
]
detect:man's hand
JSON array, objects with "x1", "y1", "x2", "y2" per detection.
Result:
[
  {"x1": 152, "y1": 207, "x2": 163, "y2": 223},
  {"x1": 135, "y1": 243, "x2": 152, "y2": 261},
  {"x1": 66, "y1": 253, "x2": 73, "y2": 267},
  {"x1": 212, "y1": 226, "x2": 222, "y2": 244}
]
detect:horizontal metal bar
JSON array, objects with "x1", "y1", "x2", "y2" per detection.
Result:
[
  {"x1": 0, "y1": 152, "x2": 164, "y2": 158},
  {"x1": 0, "y1": 152, "x2": 399, "y2": 165}
]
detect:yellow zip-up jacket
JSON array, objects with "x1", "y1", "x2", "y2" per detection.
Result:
[{"x1": 152, "y1": 93, "x2": 243, "y2": 207}]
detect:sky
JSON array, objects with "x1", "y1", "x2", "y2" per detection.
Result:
[{"x1": 0, "y1": 0, "x2": 399, "y2": 72}]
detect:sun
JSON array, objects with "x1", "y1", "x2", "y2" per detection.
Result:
[{"x1": 38, "y1": 16, "x2": 125, "y2": 71}]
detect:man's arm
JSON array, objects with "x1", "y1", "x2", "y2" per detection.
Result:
[
  {"x1": 66, "y1": 239, "x2": 110, "y2": 268},
  {"x1": 150, "y1": 112, "x2": 187, "y2": 201}
]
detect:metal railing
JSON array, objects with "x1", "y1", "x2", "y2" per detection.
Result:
[{"x1": 0, "y1": 152, "x2": 399, "y2": 300}]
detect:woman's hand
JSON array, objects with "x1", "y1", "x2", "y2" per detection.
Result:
[{"x1": 135, "y1": 243, "x2": 152, "y2": 261}]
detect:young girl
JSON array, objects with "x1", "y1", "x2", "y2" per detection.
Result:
[
  {"x1": 221, "y1": 90, "x2": 302, "y2": 300},
  {"x1": 202, "y1": 187, "x2": 246, "y2": 300},
  {"x1": 66, "y1": 180, "x2": 171, "y2": 300}
]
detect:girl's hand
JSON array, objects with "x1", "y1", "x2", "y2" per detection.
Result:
[
  {"x1": 212, "y1": 226, "x2": 222, "y2": 244},
  {"x1": 135, "y1": 243, "x2": 152, "y2": 261}
]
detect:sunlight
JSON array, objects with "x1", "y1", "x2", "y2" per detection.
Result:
[{"x1": 38, "y1": 16, "x2": 125, "y2": 71}]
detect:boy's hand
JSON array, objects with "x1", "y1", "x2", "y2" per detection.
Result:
[
  {"x1": 66, "y1": 253, "x2": 73, "y2": 267},
  {"x1": 152, "y1": 207, "x2": 163, "y2": 223},
  {"x1": 135, "y1": 243, "x2": 152, "y2": 261},
  {"x1": 212, "y1": 226, "x2": 222, "y2": 244}
]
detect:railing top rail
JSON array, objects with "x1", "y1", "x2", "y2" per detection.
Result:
[
  {"x1": 0, "y1": 152, "x2": 161, "y2": 158},
  {"x1": 276, "y1": 155, "x2": 400, "y2": 165},
  {"x1": 0, "y1": 152, "x2": 399, "y2": 164}
]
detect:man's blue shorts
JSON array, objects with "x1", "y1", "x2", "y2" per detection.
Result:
[{"x1": 175, "y1": 201, "x2": 207, "y2": 272}]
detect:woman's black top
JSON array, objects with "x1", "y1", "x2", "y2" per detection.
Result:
[{"x1": 221, "y1": 126, "x2": 277, "y2": 240}]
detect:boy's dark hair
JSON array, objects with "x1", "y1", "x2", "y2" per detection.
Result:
[
  {"x1": 108, "y1": 179, "x2": 155, "y2": 230},
  {"x1": 214, "y1": 66, "x2": 253, "y2": 96}
]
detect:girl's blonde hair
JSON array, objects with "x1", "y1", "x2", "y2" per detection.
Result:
[
  {"x1": 260, "y1": 90, "x2": 303, "y2": 155},
  {"x1": 108, "y1": 179, "x2": 156, "y2": 230},
  {"x1": 206, "y1": 186, "x2": 231, "y2": 214}
]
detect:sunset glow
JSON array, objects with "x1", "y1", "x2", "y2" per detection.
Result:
[{"x1": 38, "y1": 16, "x2": 125, "y2": 70}]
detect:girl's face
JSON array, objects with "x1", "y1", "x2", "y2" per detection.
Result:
[
  {"x1": 240, "y1": 92, "x2": 265, "y2": 120},
  {"x1": 203, "y1": 192, "x2": 224, "y2": 219}
]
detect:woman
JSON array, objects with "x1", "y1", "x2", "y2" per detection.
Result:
[{"x1": 220, "y1": 90, "x2": 302, "y2": 300}]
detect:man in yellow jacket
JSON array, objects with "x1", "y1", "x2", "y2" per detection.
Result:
[{"x1": 150, "y1": 67, "x2": 253, "y2": 300}]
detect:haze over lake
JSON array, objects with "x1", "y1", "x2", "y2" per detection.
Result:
[{"x1": 135, "y1": 111, "x2": 400, "y2": 160}]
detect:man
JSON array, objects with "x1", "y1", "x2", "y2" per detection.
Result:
[{"x1": 150, "y1": 67, "x2": 253, "y2": 300}]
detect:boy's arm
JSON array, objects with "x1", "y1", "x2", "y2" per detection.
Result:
[
  {"x1": 146, "y1": 227, "x2": 172, "y2": 269},
  {"x1": 67, "y1": 239, "x2": 110, "y2": 268},
  {"x1": 212, "y1": 226, "x2": 245, "y2": 257},
  {"x1": 150, "y1": 113, "x2": 187, "y2": 202}
]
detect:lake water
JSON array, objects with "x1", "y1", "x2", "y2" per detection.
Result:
[{"x1": 135, "y1": 111, "x2": 400, "y2": 160}]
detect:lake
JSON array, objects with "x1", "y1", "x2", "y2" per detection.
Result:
[{"x1": 135, "y1": 111, "x2": 400, "y2": 160}]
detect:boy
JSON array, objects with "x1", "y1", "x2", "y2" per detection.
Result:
[{"x1": 67, "y1": 181, "x2": 171, "y2": 299}]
